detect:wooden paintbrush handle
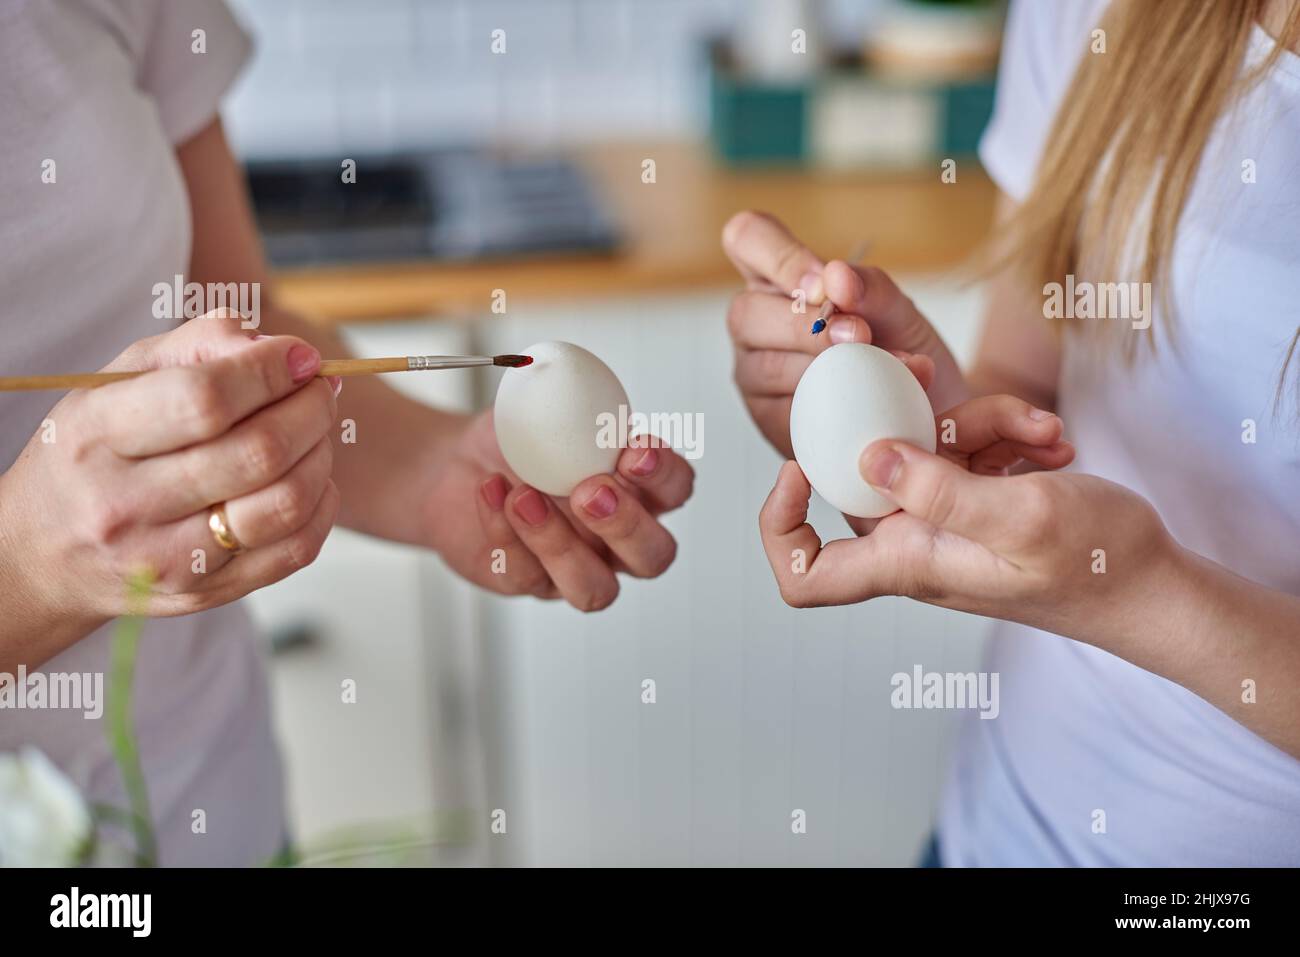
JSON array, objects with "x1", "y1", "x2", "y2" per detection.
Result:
[
  {"x1": 318, "y1": 357, "x2": 409, "y2": 377},
  {"x1": 0, "y1": 357, "x2": 414, "y2": 392},
  {"x1": 0, "y1": 371, "x2": 144, "y2": 391}
]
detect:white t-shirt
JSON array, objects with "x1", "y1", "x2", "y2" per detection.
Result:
[
  {"x1": 0, "y1": 0, "x2": 284, "y2": 866},
  {"x1": 938, "y1": 0, "x2": 1300, "y2": 865}
]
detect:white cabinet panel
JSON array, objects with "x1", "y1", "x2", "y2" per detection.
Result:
[{"x1": 471, "y1": 280, "x2": 991, "y2": 866}]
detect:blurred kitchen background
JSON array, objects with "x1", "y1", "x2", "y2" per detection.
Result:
[{"x1": 229, "y1": 0, "x2": 1007, "y2": 865}]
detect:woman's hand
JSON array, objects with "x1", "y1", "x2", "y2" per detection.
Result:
[
  {"x1": 0, "y1": 313, "x2": 341, "y2": 668},
  {"x1": 417, "y1": 409, "x2": 694, "y2": 612},
  {"x1": 756, "y1": 394, "x2": 1179, "y2": 643},
  {"x1": 722, "y1": 210, "x2": 971, "y2": 458}
]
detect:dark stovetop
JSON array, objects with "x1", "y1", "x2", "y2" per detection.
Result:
[{"x1": 245, "y1": 148, "x2": 620, "y2": 267}]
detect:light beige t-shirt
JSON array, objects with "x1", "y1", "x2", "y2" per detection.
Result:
[{"x1": 0, "y1": 0, "x2": 284, "y2": 866}]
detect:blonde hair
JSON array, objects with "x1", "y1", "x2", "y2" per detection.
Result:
[{"x1": 997, "y1": 0, "x2": 1300, "y2": 403}]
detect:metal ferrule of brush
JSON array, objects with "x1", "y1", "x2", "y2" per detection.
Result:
[{"x1": 406, "y1": 355, "x2": 490, "y2": 370}]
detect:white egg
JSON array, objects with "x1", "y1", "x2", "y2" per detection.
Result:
[
  {"x1": 494, "y1": 341, "x2": 630, "y2": 497},
  {"x1": 790, "y1": 343, "x2": 936, "y2": 518}
]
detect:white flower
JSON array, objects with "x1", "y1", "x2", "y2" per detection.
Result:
[{"x1": 0, "y1": 748, "x2": 92, "y2": 867}]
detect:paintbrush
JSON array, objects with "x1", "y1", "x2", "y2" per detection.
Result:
[
  {"x1": 0, "y1": 354, "x2": 534, "y2": 392},
  {"x1": 808, "y1": 240, "x2": 872, "y2": 336}
]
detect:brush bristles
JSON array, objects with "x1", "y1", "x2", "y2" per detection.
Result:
[{"x1": 494, "y1": 354, "x2": 533, "y2": 368}]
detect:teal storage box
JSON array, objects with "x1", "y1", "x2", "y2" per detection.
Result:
[
  {"x1": 708, "y1": 52, "x2": 807, "y2": 166},
  {"x1": 942, "y1": 80, "x2": 997, "y2": 156}
]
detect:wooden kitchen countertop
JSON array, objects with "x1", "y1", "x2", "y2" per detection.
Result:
[{"x1": 273, "y1": 141, "x2": 997, "y2": 326}]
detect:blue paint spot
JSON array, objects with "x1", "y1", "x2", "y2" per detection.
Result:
[{"x1": 810, "y1": 318, "x2": 826, "y2": 335}]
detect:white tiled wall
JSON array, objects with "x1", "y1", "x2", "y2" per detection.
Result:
[{"x1": 223, "y1": 0, "x2": 885, "y2": 158}]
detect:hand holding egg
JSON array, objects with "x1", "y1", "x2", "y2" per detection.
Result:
[
  {"x1": 761, "y1": 384, "x2": 1075, "y2": 609},
  {"x1": 417, "y1": 340, "x2": 694, "y2": 614}
]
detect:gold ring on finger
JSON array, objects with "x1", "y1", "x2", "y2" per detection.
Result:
[{"x1": 208, "y1": 503, "x2": 245, "y2": 554}]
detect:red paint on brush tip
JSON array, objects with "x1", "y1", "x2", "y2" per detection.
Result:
[{"x1": 495, "y1": 354, "x2": 533, "y2": 368}]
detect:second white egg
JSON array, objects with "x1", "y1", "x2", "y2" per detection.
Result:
[{"x1": 790, "y1": 343, "x2": 936, "y2": 518}]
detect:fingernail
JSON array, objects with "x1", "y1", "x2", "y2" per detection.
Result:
[
  {"x1": 287, "y1": 344, "x2": 320, "y2": 383},
  {"x1": 580, "y1": 484, "x2": 618, "y2": 519},
  {"x1": 251, "y1": 334, "x2": 271, "y2": 341},
  {"x1": 327, "y1": 375, "x2": 343, "y2": 397},
  {"x1": 862, "y1": 447, "x2": 902, "y2": 489},
  {"x1": 480, "y1": 475, "x2": 508, "y2": 511},
  {"x1": 629, "y1": 447, "x2": 659, "y2": 477},
  {"x1": 513, "y1": 487, "x2": 549, "y2": 527},
  {"x1": 798, "y1": 271, "x2": 824, "y2": 303},
  {"x1": 828, "y1": 318, "x2": 858, "y2": 344},
  {"x1": 1028, "y1": 408, "x2": 1055, "y2": 421}
]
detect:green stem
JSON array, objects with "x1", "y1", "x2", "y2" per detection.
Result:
[{"x1": 104, "y1": 571, "x2": 157, "y2": 867}]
